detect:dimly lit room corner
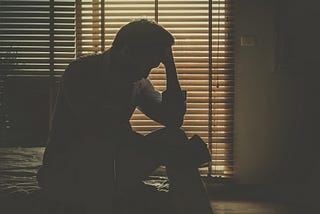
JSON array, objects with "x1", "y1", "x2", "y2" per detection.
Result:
[{"x1": 209, "y1": 0, "x2": 320, "y2": 212}]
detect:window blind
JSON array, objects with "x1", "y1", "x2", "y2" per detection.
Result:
[
  {"x1": 76, "y1": 0, "x2": 234, "y2": 178},
  {"x1": 0, "y1": 0, "x2": 76, "y2": 128},
  {"x1": 0, "y1": 0, "x2": 76, "y2": 76},
  {"x1": 157, "y1": 0, "x2": 234, "y2": 178}
]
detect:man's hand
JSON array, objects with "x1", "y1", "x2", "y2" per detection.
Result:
[{"x1": 161, "y1": 47, "x2": 175, "y2": 68}]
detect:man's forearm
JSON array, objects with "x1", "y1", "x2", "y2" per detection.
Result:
[
  {"x1": 144, "y1": 47, "x2": 185, "y2": 127},
  {"x1": 161, "y1": 56, "x2": 186, "y2": 127},
  {"x1": 164, "y1": 61, "x2": 185, "y2": 104},
  {"x1": 165, "y1": 62, "x2": 181, "y2": 93}
]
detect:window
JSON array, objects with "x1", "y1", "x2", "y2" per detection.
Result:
[
  {"x1": 0, "y1": 0, "x2": 76, "y2": 145},
  {"x1": 0, "y1": 0, "x2": 234, "y2": 178},
  {"x1": 0, "y1": 0, "x2": 76, "y2": 75},
  {"x1": 76, "y1": 0, "x2": 234, "y2": 178}
]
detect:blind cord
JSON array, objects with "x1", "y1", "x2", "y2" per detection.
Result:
[
  {"x1": 214, "y1": 0, "x2": 222, "y2": 177},
  {"x1": 208, "y1": 0, "x2": 213, "y2": 177}
]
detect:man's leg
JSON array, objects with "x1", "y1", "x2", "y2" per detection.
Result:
[
  {"x1": 145, "y1": 128, "x2": 214, "y2": 214},
  {"x1": 37, "y1": 139, "x2": 115, "y2": 214},
  {"x1": 115, "y1": 127, "x2": 214, "y2": 214}
]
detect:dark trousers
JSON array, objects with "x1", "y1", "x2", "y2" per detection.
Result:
[
  {"x1": 37, "y1": 127, "x2": 214, "y2": 214},
  {"x1": 114, "y1": 127, "x2": 214, "y2": 214}
]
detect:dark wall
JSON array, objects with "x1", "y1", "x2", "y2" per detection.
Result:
[
  {"x1": 234, "y1": 0, "x2": 320, "y2": 188},
  {"x1": 1, "y1": 76, "x2": 60, "y2": 147}
]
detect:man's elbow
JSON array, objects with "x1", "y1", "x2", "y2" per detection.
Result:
[
  {"x1": 158, "y1": 104, "x2": 186, "y2": 128},
  {"x1": 163, "y1": 115, "x2": 184, "y2": 128}
]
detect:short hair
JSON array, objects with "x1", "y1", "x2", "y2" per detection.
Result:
[{"x1": 112, "y1": 19, "x2": 175, "y2": 54}]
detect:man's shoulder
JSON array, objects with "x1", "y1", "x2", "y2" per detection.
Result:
[
  {"x1": 69, "y1": 53, "x2": 103, "y2": 69},
  {"x1": 63, "y1": 53, "x2": 105, "y2": 80}
]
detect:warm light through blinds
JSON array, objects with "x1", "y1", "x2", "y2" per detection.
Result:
[
  {"x1": 0, "y1": 0, "x2": 76, "y2": 75},
  {"x1": 76, "y1": 0, "x2": 234, "y2": 178},
  {"x1": 0, "y1": 0, "x2": 234, "y2": 178}
]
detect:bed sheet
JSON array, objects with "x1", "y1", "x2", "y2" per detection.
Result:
[
  {"x1": 0, "y1": 147, "x2": 169, "y2": 194},
  {"x1": 0, "y1": 147, "x2": 172, "y2": 214},
  {"x1": 0, "y1": 147, "x2": 44, "y2": 195}
]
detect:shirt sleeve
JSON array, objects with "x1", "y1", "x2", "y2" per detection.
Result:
[{"x1": 136, "y1": 78, "x2": 186, "y2": 128}]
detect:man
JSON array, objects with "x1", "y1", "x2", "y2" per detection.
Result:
[{"x1": 37, "y1": 19, "x2": 214, "y2": 214}]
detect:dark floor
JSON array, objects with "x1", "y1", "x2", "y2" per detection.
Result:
[
  {"x1": 210, "y1": 200, "x2": 292, "y2": 214},
  {"x1": 206, "y1": 183, "x2": 317, "y2": 214}
]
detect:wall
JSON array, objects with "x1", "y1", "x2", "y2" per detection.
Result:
[
  {"x1": 1, "y1": 77, "x2": 50, "y2": 147},
  {"x1": 233, "y1": 0, "x2": 320, "y2": 190}
]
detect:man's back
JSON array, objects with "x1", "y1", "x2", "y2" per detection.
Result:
[{"x1": 42, "y1": 53, "x2": 104, "y2": 167}]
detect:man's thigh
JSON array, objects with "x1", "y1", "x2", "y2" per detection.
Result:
[
  {"x1": 114, "y1": 128, "x2": 188, "y2": 193},
  {"x1": 114, "y1": 137, "x2": 160, "y2": 194}
]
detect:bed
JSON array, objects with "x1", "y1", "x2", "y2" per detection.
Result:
[{"x1": 0, "y1": 147, "x2": 173, "y2": 214}]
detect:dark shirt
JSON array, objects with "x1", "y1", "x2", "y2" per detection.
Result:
[{"x1": 42, "y1": 49, "x2": 186, "y2": 171}]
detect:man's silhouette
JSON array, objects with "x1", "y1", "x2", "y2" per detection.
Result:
[{"x1": 37, "y1": 19, "x2": 214, "y2": 214}]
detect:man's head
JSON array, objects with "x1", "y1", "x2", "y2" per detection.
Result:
[{"x1": 111, "y1": 19, "x2": 175, "y2": 81}]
